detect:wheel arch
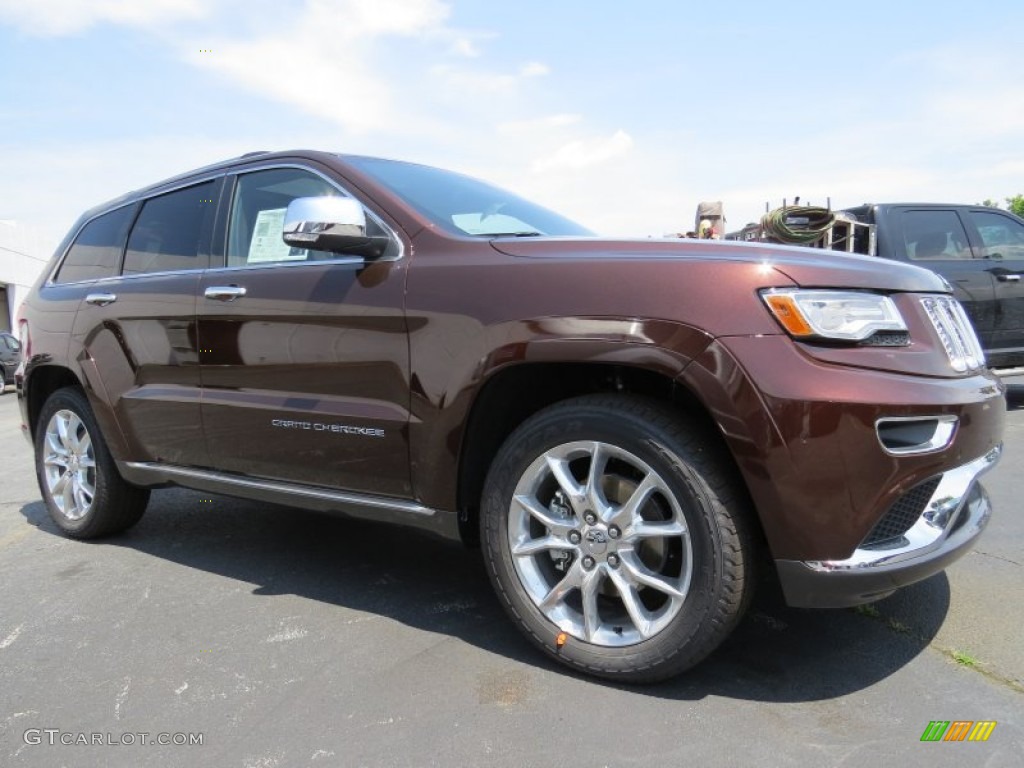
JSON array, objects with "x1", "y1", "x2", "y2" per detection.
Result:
[
  {"x1": 454, "y1": 361, "x2": 758, "y2": 549},
  {"x1": 24, "y1": 365, "x2": 83, "y2": 440},
  {"x1": 23, "y1": 363, "x2": 131, "y2": 461}
]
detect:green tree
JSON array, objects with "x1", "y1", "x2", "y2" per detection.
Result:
[
  {"x1": 980, "y1": 198, "x2": 1000, "y2": 208},
  {"x1": 1006, "y1": 195, "x2": 1024, "y2": 218}
]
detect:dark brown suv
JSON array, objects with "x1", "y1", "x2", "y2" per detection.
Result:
[{"x1": 16, "y1": 151, "x2": 1005, "y2": 682}]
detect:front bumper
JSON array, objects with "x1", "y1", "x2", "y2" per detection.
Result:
[{"x1": 775, "y1": 445, "x2": 1000, "y2": 607}]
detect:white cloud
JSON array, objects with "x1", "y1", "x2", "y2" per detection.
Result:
[
  {"x1": 450, "y1": 37, "x2": 480, "y2": 57},
  {"x1": 319, "y1": 0, "x2": 449, "y2": 37},
  {"x1": 519, "y1": 61, "x2": 549, "y2": 77},
  {"x1": 0, "y1": 0, "x2": 205, "y2": 36},
  {"x1": 0, "y1": 135, "x2": 261, "y2": 237},
  {"x1": 531, "y1": 130, "x2": 634, "y2": 173},
  {"x1": 430, "y1": 64, "x2": 517, "y2": 93},
  {"x1": 497, "y1": 114, "x2": 582, "y2": 134},
  {"x1": 186, "y1": 0, "x2": 452, "y2": 135},
  {"x1": 906, "y1": 46, "x2": 1024, "y2": 140}
]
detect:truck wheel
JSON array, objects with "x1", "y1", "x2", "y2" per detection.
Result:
[
  {"x1": 481, "y1": 395, "x2": 753, "y2": 683},
  {"x1": 35, "y1": 387, "x2": 149, "y2": 539}
]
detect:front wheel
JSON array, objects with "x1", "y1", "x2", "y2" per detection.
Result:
[
  {"x1": 35, "y1": 387, "x2": 149, "y2": 539},
  {"x1": 481, "y1": 395, "x2": 754, "y2": 683}
]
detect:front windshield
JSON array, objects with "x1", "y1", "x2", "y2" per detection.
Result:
[{"x1": 344, "y1": 156, "x2": 594, "y2": 238}]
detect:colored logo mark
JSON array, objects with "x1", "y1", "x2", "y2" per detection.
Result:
[{"x1": 920, "y1": 720, "x2": 996, "y2": 742}]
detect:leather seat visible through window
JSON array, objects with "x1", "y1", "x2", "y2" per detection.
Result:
[{"x1": 914, "y1": 231, "x2": 949, "y2": 259}]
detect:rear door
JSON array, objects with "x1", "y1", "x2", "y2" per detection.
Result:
[
  {"x1": 196, "y1": 164, "x2": 413, "y2": 496},
  {"x1": 70, "y1": 178, "x2": 222, "y2": 467},
  {"x1": 890, "y1": 207, "x2": 997, "y2": 349},
  {"x1": 964, "y1": 208, "x2": 1024, "y2": 367}
]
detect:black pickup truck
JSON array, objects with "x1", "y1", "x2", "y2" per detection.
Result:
[
  {"x1": 730, "y1": 203, "x2": 1024, "y2": 370},
  {"x1": 840, "y1": 204, "x2": 1024, "y2": 370}
]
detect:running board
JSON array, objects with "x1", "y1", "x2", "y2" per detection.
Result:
[
  {"x1": 119, "y1": 461, "x2": 456, "y2": 539},
  {"x1": 992, "y1": 366, "x2": 1024, "y2": 378}
]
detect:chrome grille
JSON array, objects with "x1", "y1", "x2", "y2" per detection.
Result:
[{"x1": 920, "y1": 295, "x2": 986, "y2": 372}]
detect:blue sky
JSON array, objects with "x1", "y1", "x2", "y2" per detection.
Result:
[{"x1": 1, "y1": 0, "x2": 1023, "y2": 248}]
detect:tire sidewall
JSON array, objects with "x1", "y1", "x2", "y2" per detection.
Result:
[
  {"x1": 35, "y1": 388, "x2": 113, "y2": 537},
  {"x1": 482, "y1": 399, "x2": 734, "y2": 677}
]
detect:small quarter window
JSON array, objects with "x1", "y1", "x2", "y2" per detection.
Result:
[
  {"x1": 124, "y1": 182, "x2": 216, "y2": 275},
  {"x1": 55, "y1": 205, "x2": 135, "y2": 284}
]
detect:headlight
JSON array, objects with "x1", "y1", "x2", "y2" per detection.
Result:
[{"x1": 761, "y1": 289, "x2": 907, "y2": 341}]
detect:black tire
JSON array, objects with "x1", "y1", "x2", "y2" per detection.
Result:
[
  {"x1": 35, "y1": 387, "x2": 149, "y2": 539},
  {"x1": 481, "y1": 394, "x2": 754, "y2": 683}
]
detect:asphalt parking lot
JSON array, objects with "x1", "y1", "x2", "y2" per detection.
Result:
[{"x1": 1, "y1": 384, "x2": 1022, "y2": 767}]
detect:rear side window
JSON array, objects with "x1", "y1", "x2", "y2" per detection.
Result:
[
  {"x1": 902, "y1": 210, "x2": 971, "y2": 260},
  {"x1": 123, "y1": 181, "x2": 216, "y2": 276},
  {"x1": 55, "y1": 205, "x2": 135, "y2": 284}
]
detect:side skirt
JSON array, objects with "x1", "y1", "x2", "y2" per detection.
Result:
[{"x1": 118, "y1": 461, "x2": 460, "y2": 541}]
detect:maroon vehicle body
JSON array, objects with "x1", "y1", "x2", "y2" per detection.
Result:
[{"x1": 16, "y1": 150, "x2": 1005, "y2": 678}]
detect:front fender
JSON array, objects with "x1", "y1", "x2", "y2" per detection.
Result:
[{"x1": 407, "y1": 315, "x2": 714, "y2": 511}]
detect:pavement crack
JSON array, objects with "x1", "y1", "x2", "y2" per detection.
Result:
[
  {"x1": 932, "y1": 644, "x2": 1024, "y2": 695},
  {"x1": 973, "y1": 550, "x2": 1023, "y2": 567}
]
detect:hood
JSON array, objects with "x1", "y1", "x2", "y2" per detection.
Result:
[{"x1": 489, "y1": 237, "x2": 950, "y2": 294}]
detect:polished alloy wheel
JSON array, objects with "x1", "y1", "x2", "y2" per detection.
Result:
[
  {"x1": 508, "y1": 440, "x2": 693, "y2": 646},
  {"x1": 43, "y1": 409, "x2": 97, "y2": 521}
]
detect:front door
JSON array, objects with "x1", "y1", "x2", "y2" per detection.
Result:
[{"x1": 197, "y1": 166, "x2": 413, "y2": 496}]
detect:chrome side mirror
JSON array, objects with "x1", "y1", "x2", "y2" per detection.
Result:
[{"x1": 283, "y1": 197, "x2": 388, "y2": 257}]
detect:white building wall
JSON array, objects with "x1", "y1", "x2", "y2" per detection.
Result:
[{"x1": 0, "y1": 220, "x2": 59, "y2": 330}]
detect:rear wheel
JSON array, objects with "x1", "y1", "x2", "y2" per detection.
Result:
[
  {"x1": 35, "y1": 387, "x2": 149, "y2": 538},
  {"x1": 481, "y1": 395, "x2": 753, "y2": 683}
]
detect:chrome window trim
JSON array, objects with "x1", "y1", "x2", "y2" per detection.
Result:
[
  {"x1": 46, "y1": 171, "x2": 228, "y2": 287},
  {"x1": 46, "y1": 160, "x2": 405, "y2": 287},
  {"x1": 76, "y1": 256, "x2": 369, "y2": 286},
  {"x1": 45, "y1": 200, "x2": 137, "y2": 287}
]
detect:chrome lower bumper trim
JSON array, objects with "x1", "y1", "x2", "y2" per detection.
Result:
[{"x1": 804, "y1": 444, "x2": 1002, "y2": 572}]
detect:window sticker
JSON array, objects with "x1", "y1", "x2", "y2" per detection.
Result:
[{"x1": 247, "y1": 208, "x2": 307, "y2": 263}]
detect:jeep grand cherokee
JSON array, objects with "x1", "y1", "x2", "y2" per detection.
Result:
[{"x1": 16, "y1": 151, "x2": 1005, "y2": 682}]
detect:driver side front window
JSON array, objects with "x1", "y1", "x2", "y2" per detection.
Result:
[
  {"x1": 227, "y1": 168, "x2": 344, "y2": 267},
  {"x1": 969, "y1": 210, "x2": 1024, "y2": 261}
]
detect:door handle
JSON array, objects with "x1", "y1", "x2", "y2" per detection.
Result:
[
  {"x1": 204, "y1": 285, "x2": 247, "y2": 301},
  {"x1": 996, "y1": 274, "x2": 1021, "y2": 282},
  {"x1": 84, "y1": 292, "x2": 117, "y2": 306}
]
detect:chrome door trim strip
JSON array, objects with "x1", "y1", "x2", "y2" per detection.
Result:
[{"x1": 122, "y1": 461, "x2": 435, "y2": 516}]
